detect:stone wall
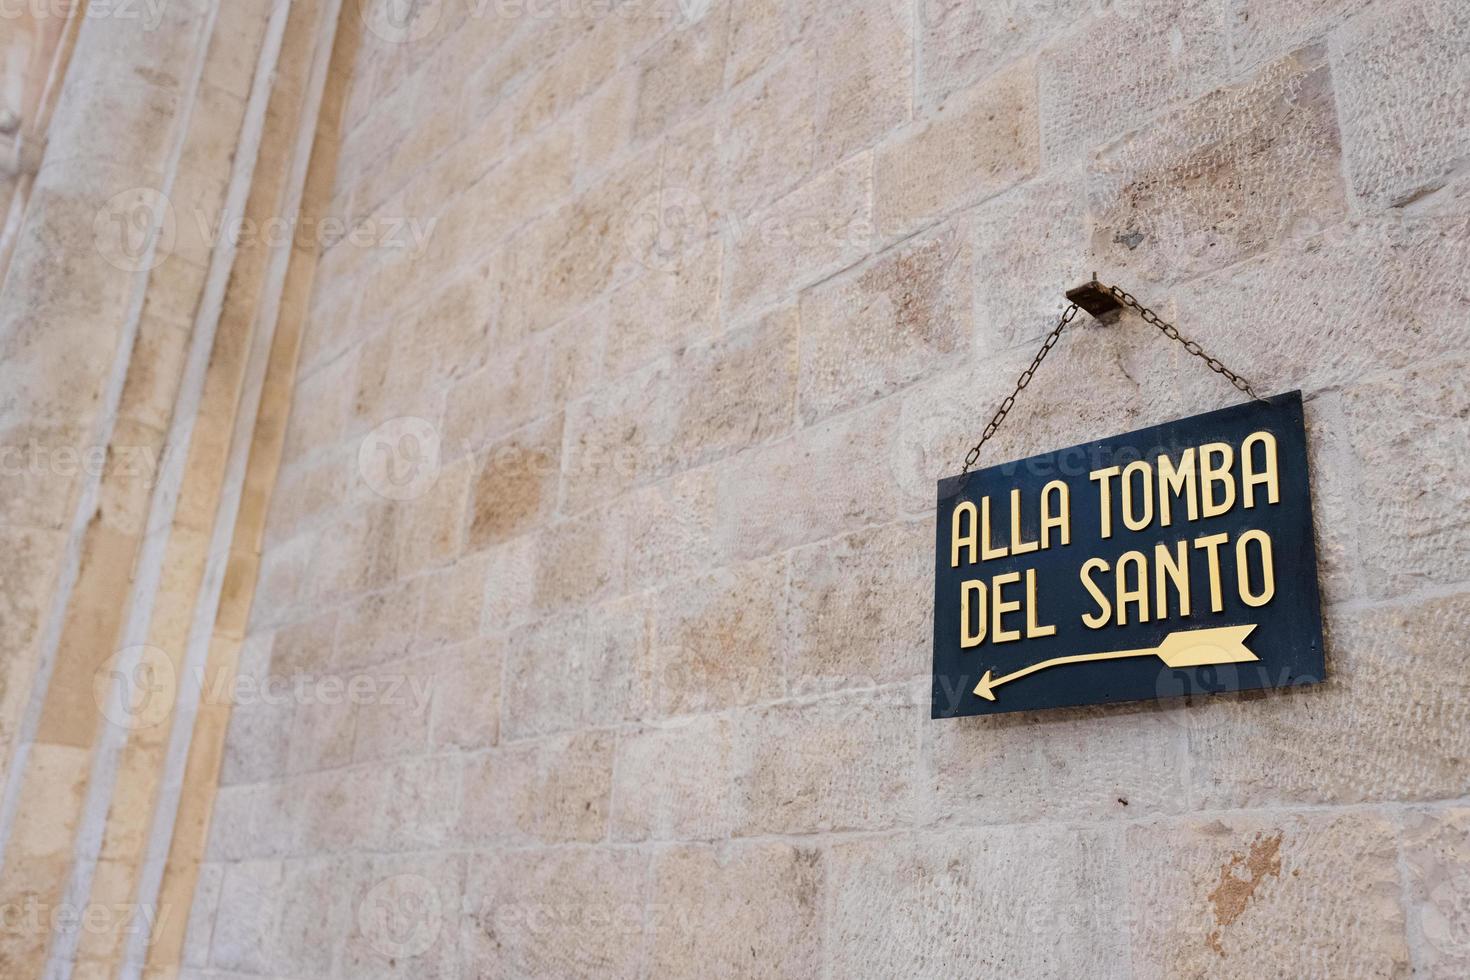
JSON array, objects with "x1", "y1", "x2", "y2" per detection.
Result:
[{"x1": 3, "y1": 0, "x2": 1466, "y2": 976}]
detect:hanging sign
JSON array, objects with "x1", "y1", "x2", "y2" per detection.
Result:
[{"x1": 932, "y1": 391, "x2": 1325, "y2": 718}]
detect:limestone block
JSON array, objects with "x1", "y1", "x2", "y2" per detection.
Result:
[
  {"x1": 736, "y1": 685, "x2": 919, "y2": 835},
  {"x1": 647, "y1": 843, "x2": 824, "y2": 978},
  {"x1": 635, "y1": 4, "x2": 729, "y2": 139},
  {"x1": 351, "y1": 656, "x2": 436, "y2": 764},
  {"x1": 712, "y1": 397, "x2": 900, "y2": 562},
  {"x1": 806, "y1": 0, "x2": 912, "y2": 170},
  {"x1": 456, "y1": 730, "x2": 614, "y2": 845},
  {"x1": 563, "y1": 309, "x2": 796, "y2": 511},
  {"x1": 341, "y1": 853, "x2": 463, "y2": 980},
  {"x1": 272, "y1": 858, "x2": 354, "y2": 977},
  {"x1": 415, "y1": 552, "x2": 490, "y2": 650},
  {"x1": 786, "y1": 518, "x2": 931, "y2": 691},
  {"x1": 721, "y1": 53, "x2": 817, "y2": 221},
  {"x1": 1169, "y1": 215, "x2": 1470, "y2": 394},
  {"x1": 970, "y1": 169, "x2": 1091, "y2": 351},
  {"x1": 427, "y1": 636, "x2": 502, "y2": 751},
  {"x1": 334, "y1": 578, "x2": 422, "y2": 671},
  {"x1": 916, "y1": 0, "x2": 1091, "y2": 109},
  {"x1": 1189, "y1": 592, "x2": 1470, "y2": 807},
  {"x1": 798, "y1": 222, "x2": 972, "y2": 424},
  {"x1": 466, "y1": 414, "x2": 563, "y2": 550},
  {"x1": 1124, "y1": 811, "x2": 1407, "y2": 976},
  {"x1": 1340, "y1": 360, "x2": 1470, "y2": 597},
  {"x1": 1402, "y1": 808, "x2": 1470, "y2": 976},
  {"x1": 602, "y1": 235, "x2": 721, "y2": 380},
  {"x1": 460, "y1": 847, "x2": 647, "y2": 978},
  {"x1": 529, "y1": 507, "x2": 626, "y2": 616},
  {"x1": 378, "y1": 756, "x2": 463, "y2": 852},
  {"x1": 829, "y1": 824, "x2": 1127, "y2": 976},
  {"x1": 1332, "y1": 0, "x2": 1470, "y2": 209},
  {"x1": 1226, "y1": 0, "x2": 1370, "y2": 69},
  {"x1": 928, "y1": 701, "x2": 1188, "y2": 824},
  {"x1": 726, "y1": 152, "x2": 873, "y2": 319},
  {"x1": 653, "y1": 554, "x2": 786, "y2": 716},
  {"x1": 1040, "y1": 0, "x2": 1229, "y2": 164},
  {"x1": 1087, "y1": 46, "x2": 1344, "y2": 283},
  {"x1": 611, "y1": 714, "x2": 740, "y2": 842},
  {"x1": 503, "y1": 594, "x2": 652, "y2": 738},
  {"x1": 618, "y1": 468, "x2": 717, "y2": 594},
  {"x1": 876, "y1": 66, "x2": 1039, "y2": 241},
  {"x1": 209, "y1": 860, "x2": 281, "y2": 974}
]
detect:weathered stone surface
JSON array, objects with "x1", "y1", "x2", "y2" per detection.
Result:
[
  {"x1": 712, "y1": 397, "x2": 901, "y2": 561},
  {"x1": 737, "y1": 685, "x2": 918, "y2": 835},
  {"x1": 1226, "y1": 0, "x2": 1370, "y2": 68},
  {"x1": 721, "y1": 53, "x2": 817, "y2": 220},
  {"x1": 341, "y1": 853, "x2": 464, "y2": 980},
  {"x1": 1041, "y1": 0, "x2": 1229, "y2": 164},
  {"x1": 562, "y1": 309, "x2": 797, "y2": 511},
  {"x1": 602, "y1": 235, "x2": 721, "y2": 379},
  {"x1": 829, "y1": 825, "x2": 1127, "y2": 976},
  {"x1": 529, "y1": 506, "x2": 625, "y2": 616},
  {"x1": 1125, "y1": 811, "x2": 1407, "y2": 976},
  {"x1": 726, "y1": 153, "x2": 872, "y2": 318},
  {"x1": 635, "y1": 4, "x2": 729, "y2": 138},
  {"x1": 876, "y1": 66, "x2": 1039, "y2": 240},
  {"x1": 970, "y1": 170, "x2": 1091, "y2": 351},
  {"x1": 654, "y1": 555, "x2": 786, "y2": 717},
  {"x1": 416, "y1": 552, "x2": 488, "y2": 650},
  {"x1": 460, "y1": 847, "x2": 648, "y2": 978},
  {"x1": 209, "y1": 861, "x2": 281, "y2": 973},
  {"x1": 335, "y1": 578, "x2": 422, "y2": 671},
  {"x1": 611, "y1": 714, "x2": 740, "y2": 842},
  {"x1": 806, "y1": 1, "x2": 911, "y2": 169},
  {"x1": 457, "y1": 730, "x2": 614, "y2": 845},
  {"x1": 502, "y1": 595, "x2": 653, "y2": 739},
  {"x1": 1087, "y1": 46, "x2": 1344, "y2": 282},
  {"x1": 1340, "y1": 360, "x2": 1470, "y2": 597},
  {"x1": 351, "y1": 657, "x2": 437, "y2": 764},
  {"x1": 786, "y1": 519, "x2": 930, "y2": 691},
  {"x1": 1331, "y1": 0, "x2": 1470, "y2": 209},
  {"x1": 798, "y1": 222, "x2": 971, "y2": 424},
  {"x1": 273, "y1": 858, "x2": 355, "y2": 976},
  {"x1": 378, "y1": 756, "x2": 462, "y2": 852},
  {"x1": 916, "y1": 0, "x2": 1091, "y2": 108},
  {"x1": 427, "y1": 637, "x2": 502, "y2": 751},
  {"x1": 648, "y1": 843, "x2": 824, "y2": 978},
  {"x1": 465, "y1": 414, "x2": 563, "y2": 550},
  {"x1": 1170, "y1": 215, "x2": 1470, "y2": 394},
  {"x1": 618, "y1": 468, "x2": 717, "y2": 594},
  {"x1": 1402, "y1": 808, "x2": 1470, "y2": 976},
  {"x1": 928, "y1": 702, "x2": 1188, "y2": 824},
  {"x1": 1189, "y1": 592, "x2": 1470, "y2": 807}
]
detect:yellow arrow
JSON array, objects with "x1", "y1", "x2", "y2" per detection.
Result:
[{"x1": 973, "y1": 624, "x2": 1259, "y2": 701}]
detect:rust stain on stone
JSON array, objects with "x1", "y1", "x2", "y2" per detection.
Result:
[{"x1": 1205, "y1": 831, "x2": 1284, "y2": 957}]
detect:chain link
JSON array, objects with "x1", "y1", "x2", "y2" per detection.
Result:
[
  {"x1": 1105, "y1": 283, "x2": 1264, "y2": 403},
  {"x1": 960, "y1": 280, "x2": 1264, "y2": 472},
  {"x1": 962, "y1": 303, "x2": 1079, "y2": 473}
]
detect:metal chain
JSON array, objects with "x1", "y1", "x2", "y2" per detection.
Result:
[
  {"x1": 960, "y1": 280, "x2": 1264, "y2": 472},
  {"x1": 962, "y1": 304, "x2": 1079, "y2": 472},
  {"x1": 1104, "y1": 283, "x2": 1264, "y2": 403}
]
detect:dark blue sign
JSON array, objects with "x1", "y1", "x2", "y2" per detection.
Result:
[{"x1": 932, "y1": 392, "x2": 1325, "y2": 718}]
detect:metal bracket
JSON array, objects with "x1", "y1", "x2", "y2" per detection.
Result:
[{"x1": 1065, "y1": 274, "x2": 1123, "y2": 321}]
